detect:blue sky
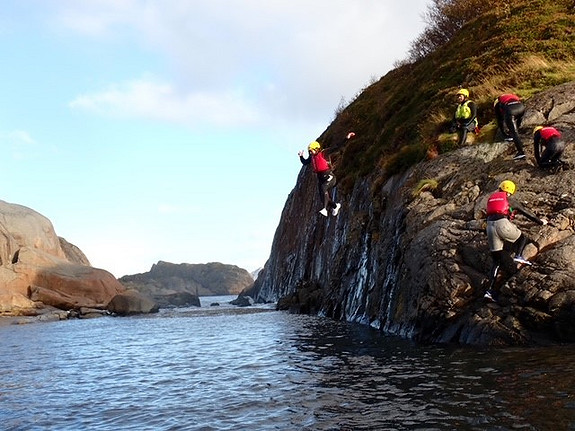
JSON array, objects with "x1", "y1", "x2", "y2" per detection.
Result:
[{"x1": 0, "y1": 1, "x2": 429, "y2": 278}]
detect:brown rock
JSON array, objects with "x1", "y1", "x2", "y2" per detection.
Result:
[
  {"x1": 0, "y1": 200, "x2": 145, "y2": 318},
  {"x1": 59, "y1": 237, "x2": 91, "y2": 266},
  {"x1": 107, "y1": 290, "x2": 159, "y2": 315},
  {"x1": 0, "y1": 292, "x2": 38, "y2": 315}
]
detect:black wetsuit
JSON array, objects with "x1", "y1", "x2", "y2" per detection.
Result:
[
  {"x1": 534, "y1": 127, "x2": 566, "y2": 170},
  {"x1": 300, "y1": 152, "x2": 337, "y2": 211},
  {"x1": 494, "y1": 94, "x2": 525, "y2": 155},
  {"x1": 451, "y1": 99, "x2": 478, "y2": 146},
  {"x1": 485, "y1": 193, "x2": 544, "y2": 293}
]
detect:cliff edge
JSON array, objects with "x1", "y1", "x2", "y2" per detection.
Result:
[
  {"x1": 246, "y1": 0, "x2": 575, "y2": 346},
  {"x1": 248, "y1": 82, "x2": 575, "y2": 346}
]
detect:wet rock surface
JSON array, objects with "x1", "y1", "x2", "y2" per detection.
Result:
[{"x1": 250, "y1": 82, "x2": 575, "y2": 346}]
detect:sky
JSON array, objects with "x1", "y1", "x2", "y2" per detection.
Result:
[{"x1": 0, "y1": 0, "x2": 430, "y2": 278}]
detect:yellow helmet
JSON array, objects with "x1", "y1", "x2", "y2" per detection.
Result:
[
  {"x1": 499, "y1": 180, "x2": 516, "y2": 195},
  {"x1": 457, "y1": 88, "x2": 469, "y2": 98},
  {"x1": 533, "y1": 126, "x2": 544, "y2": 135},
  {"x1": 308, "y1": 141, "x2": 321, "y2": 151}
]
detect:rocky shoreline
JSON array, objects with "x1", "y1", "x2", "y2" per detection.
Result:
[{"x1": 247, "y1": 82, "x2": 575, "y2": 346}]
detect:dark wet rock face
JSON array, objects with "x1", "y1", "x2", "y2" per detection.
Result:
[{"x1": 250, "y1": 83, "x2": 575, "y2": 346}]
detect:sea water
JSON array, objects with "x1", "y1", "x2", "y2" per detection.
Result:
[{"x1": 1, "y1": 295, "x2": 574, "y2": 430}]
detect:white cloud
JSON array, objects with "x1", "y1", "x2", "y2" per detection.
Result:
[
  {"x1": 55, "y1": 0, "x2": 140, "y2": 38},
  {"x1": 60, "y1": 1, "x2": 429, "y2": 126},
  {"x1": 69, "y1": 77, "x2": 260, "y2": 127}
]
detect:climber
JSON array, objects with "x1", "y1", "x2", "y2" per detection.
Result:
[
  {"x1": 484, "y1": 180, "x2": 547, "y2": 302},
  {"x1": 298, "y1": 140, "x2": 341, "y2": 217},
  {"x1": 493, "y1": 93, "x2": 526, "y2": 160},
  {"x1": 533, "y1": 126, "x2": 568, "y2": 171},
  {"x1": 450, "y1": 88, "x2": 478, "y2": 147}
]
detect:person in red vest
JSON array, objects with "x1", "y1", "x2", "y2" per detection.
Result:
[
  {"x1": 494, "y1": 93, "x2": 526, "y2": 160},
  {"x1": 484, "y1": 180, "x2": 547, "y2": 302},
  {"x1": 299, "y1": 141, "x2": 341, "y2": 217},
  {"x1": 533, "y1": 125, "x2": 568, "y2": 171}
]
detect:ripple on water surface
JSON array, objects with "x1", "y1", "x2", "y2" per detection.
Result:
[{"x1": 1, "y1": 299, "x2": 575, "y2": 430}]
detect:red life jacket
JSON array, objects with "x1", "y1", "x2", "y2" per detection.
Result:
[
  {"x1": 498, "y1": 94, "x2": 520, "y2": 105},
  {"x1": 311, "y1": 152, "x2": 330, "y2": 173},
  {"x1": 540, "y1": 126, "x2": 561, "y2": 141},
  {"x1": 486, "y1": 191, "x2": 510, "y2": 216}
]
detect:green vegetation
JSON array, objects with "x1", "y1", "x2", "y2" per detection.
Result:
[
  {"x1": 412, "y1": 179, "x2": 439, "y2": 198},
  {"x1": 319, "y1": 0, "x2": 575, "y2": 194}
]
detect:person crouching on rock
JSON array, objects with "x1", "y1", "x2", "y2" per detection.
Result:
[
  {"x1": 493, "y1": 93, "x2": 526, "y2": 160},
  {"x1": 450, "y1": 88, "x2": 478, "y2": 147},
  {"x1": 533, "y1": 126, "x2": 568, "y2": 172},
  {"x1": 484, "y1": 180, "x2": 547, "y2": 302},
  {"x1": 298, "y1": 141, "x2": 341, "y2": 217}
]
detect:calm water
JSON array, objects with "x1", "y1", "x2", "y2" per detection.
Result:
[{"x1": 1, "y1": 295, "x2": 574, "y2": 431}]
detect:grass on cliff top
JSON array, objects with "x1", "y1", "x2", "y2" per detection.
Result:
[{"x1": 319, "y1": 0, "x2": 575, "y2": 193}]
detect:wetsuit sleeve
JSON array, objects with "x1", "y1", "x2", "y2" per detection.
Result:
[
  {"x1": 449, "y1": 115, "x2": 457, "y2": 132},
  {"x1": 463, "y1": 101, "x2": 477, "y2": 127},
  {"x1": 533, "y1": 132, "x2": 542, "y2": 164},
  {"x1": 508, "y1": 197, "x2": 545, "y2": 225},
  {"x1": 300, "y1": 155, "x2": 311, "y2": 165}
]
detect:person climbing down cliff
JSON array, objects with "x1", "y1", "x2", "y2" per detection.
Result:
[
  {"x1": 533, "y1": 126, "x2": 569, "y2": 172},
  {"x1": 494, "y1": 93, "x2": 526, "y2": 160},
  {"x1": 450, "y1": 88, "x2": 478, "y2": 147},
  {"x1": 299, "y1": 141, "x2": 341, "y2": 217},
  {"x1": 484, "y1": 180, "x2": 548, "y2": 302}
]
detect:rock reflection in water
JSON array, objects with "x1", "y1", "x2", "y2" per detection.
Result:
[{"x1": 0, "y1": 302, "x2": 574, "y2": 430}]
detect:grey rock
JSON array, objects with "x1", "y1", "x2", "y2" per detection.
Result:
[
  {"x1": 251, "y1": 82, "x2": 575, "y2": 346},
  {"x1": 120, "y1": 261, "x2": 253, "y2": 307}
]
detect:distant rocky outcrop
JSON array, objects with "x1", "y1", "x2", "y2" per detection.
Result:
[
  {"x1": 249, "y1": 82, "x2": 575, "y2": 346},
  {"x1": 0, "y1": 200, "x2": 156, "y2": 320},
  {"x1": 119, "y1": 261, "x2": 253, "y2": 307}
]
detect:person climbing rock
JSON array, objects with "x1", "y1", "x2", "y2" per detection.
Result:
[
  {"x1": 450, "y1": 88, "x2": 478, "y2": 146},
  {"x1": 493, "y1": 93, "x2": 526, "y2": 160},
  {"x1": 298, "y1": 140, "x2": 341, "y2": 217},
  {"x1": 484, "y1": 180, "x2": 547, "y2": 302},
  {"x1": 533, "y1": 126, "x2": 568, "y2": 172}
]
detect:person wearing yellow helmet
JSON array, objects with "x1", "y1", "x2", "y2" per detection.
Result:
[
  {"x1": 533, "y1": 125, "x2": 568, "y2": 171},
  {"x1": 456, "y1": 88, "x2": 469, "y2": 98},
  {"x1": 493, "y1": 93, "x2": 526, "y2": 160},
  {"x1": 450, "y1": 88, "x2": 478, "y2": 146},
  {"x1": 483, "y1": 180, "x2": 548, "y2": 302},
  {"x1": 298, "y1": 140, "x2": 341, "y2": 217}
]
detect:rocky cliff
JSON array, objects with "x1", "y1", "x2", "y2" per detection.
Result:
[
  {"x1": 0, "y1": 200, "x2": 157, "y2": 320},
  {"x1": 248, "y1": 82, "x2": 575, "y2": 346},
  {"x1": 119, "y1": 261, "x2": 254, "y2": 307}
]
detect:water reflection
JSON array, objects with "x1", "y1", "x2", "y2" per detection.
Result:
[
  {"x1": 0, "y1": 302, "x2": 574, "y2": 430},
  {"x1": 285, "y1": 315, "x2": 575, "y2": 430}
]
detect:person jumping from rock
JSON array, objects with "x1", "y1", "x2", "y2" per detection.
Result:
[
  {"x1": 450, "y1": 88, "x2": 478, "y2": 146},
  {"x1": 299, "y1": 140, "x2": 341, "y2": 217},
  {"x1": 484, "y1": 180, "x2": 547, "y2": 302},
  {"x1": 493, "y1": 93, "x2": 526, "y2": 160},
  {"x1": 533, "y1": 125, "x2": 568, "y2": 172}
]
